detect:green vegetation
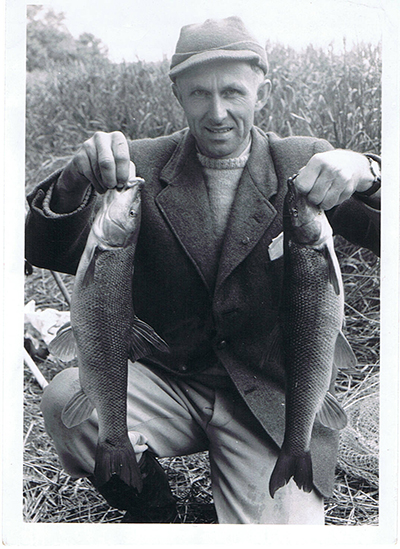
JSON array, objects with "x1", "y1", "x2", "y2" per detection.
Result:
[{"x1": 25, "y1": 7, "x2": 381, "y2": 191}]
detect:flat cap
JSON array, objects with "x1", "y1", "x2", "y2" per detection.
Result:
[{"x1": 169, "y1": 16, "x2": 268, "y2": 80}]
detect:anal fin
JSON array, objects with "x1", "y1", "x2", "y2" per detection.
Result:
[
  {"x1": 62, "y1": 388, "x2": 95, "y2": 428},
  {"x1": 316, "y1": 391, "x2": 347, "y2": 430}
]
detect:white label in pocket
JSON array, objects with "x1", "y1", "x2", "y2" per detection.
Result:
[{"x1": 268, "y1": 232, "x2": 284, "y2": 261}]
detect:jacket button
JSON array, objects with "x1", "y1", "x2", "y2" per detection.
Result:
[
  {"x1": 179, "y1": 365, "x2": 188, "y2": 372},
  {"x1": 216, "y1": 340, "x2": 227, "y2": 350},
  {"x1": 241, "y1": 236, "x2": 250, "y2": 245}
]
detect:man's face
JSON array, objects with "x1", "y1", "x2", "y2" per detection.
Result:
[{"x1": 173, "y1": 60, "x2": 269, "y2": 159}]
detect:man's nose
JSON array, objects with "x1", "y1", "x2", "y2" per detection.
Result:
[{"x1": 209, "y1": 95, "x2": 227, "y2": 123}]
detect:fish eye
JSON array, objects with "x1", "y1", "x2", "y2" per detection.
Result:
[{"x1": 129, "y1": 210, "x2": 136, "y2": 217}]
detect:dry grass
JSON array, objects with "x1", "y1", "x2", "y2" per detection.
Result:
[
  {"x1": 24, "y1": 241, "x2": 379, "y2": 524},
  {"x1": 24, "y1": 269, "x2": 217, "y2": 524},
  {"x1": 23, "y1": 36, "x2": 380, "y2": 525}
]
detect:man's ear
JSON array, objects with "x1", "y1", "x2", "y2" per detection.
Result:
[
  {"x1": 172, "y1": 83, "x2": 183, "y2": 107},
  {"x1": 255, "y1": 78, "x2": 271, "y2": 112}
]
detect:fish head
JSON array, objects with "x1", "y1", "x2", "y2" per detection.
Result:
[
  {"x1": 93, "y1": 177, "x2": 144, "y2": 248},
  {"x1": 284, "y1": 178, "x2": 328, "y2": 245}
]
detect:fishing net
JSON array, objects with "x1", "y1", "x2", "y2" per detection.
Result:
[{"x1": 337, "y1": 373, "x2": 379, "y2": 487}]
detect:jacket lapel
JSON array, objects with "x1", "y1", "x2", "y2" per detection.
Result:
[
  {"x1": 155, "y1": 128, "x2": 280, "y2": 292},
  {"x1": 215, "y1": 128, "x2": 279, "y2": 290},
  {"x1": 155, "y1": 132, "x2": 219, "y2": 290}
]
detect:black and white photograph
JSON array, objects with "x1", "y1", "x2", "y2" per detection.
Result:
[{"x1": 2, "y1": 0, "x2": 399, "y2": 545}]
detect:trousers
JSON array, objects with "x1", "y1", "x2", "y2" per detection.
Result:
[{"x1": 40, "y1": 361, "x2": 324, "y2": 524}]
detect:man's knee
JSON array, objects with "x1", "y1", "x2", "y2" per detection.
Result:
[
  {"x1": 40, "y1": 367, "x2": 80, "y2": 430},
  {"x1": 40, "y1": 367, "x2": 99, "y2": 477}
]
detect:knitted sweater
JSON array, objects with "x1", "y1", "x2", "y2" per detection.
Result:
[{"x1": 197, "y1": 141, "x2": 251, "y2": 257}]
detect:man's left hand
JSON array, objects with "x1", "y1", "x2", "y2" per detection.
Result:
[{"x1": 294, "y1": 149, "x2": 375, "y2": 210}]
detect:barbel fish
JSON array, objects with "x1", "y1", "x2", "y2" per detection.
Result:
[
  {"x1": 268, "y1": 175, "x2": 356, "y2": 498},
  {"x1": 50, "y1": 162, "x2": 168, "y2": 493}
]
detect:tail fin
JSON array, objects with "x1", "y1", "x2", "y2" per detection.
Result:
[
  {"x1": 94, "y1": 436, "x2": 143, "y2": 493},
  {"x1": 269, "y1": 447, "x2": 313, "y2": 498}
]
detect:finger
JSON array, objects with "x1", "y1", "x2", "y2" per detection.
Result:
[
  {"x1": 128, "y1": 161, "x2": 138, "y2": 181},
  {"x1": 306, "y1": 175, "x2": 333, "y2": 206},
  {"x1": 310, "y1": 166, "x2": 358, "y2": 209},
  {"x1": 321, "y1": 185, "x2": 354, "y2": 210},
  {"x1": 317, "y1": 183, "x2": 341, "y2": 210},
  {"x1": 71, "y1": 141, "x2": 105, "y2": 193},
  {"x1": 110, "y1": 132, "x2": 131, "y2": 188},
  {"x1": 94, "y1": 132, "x2": 118, "y2": 191},
  {"x1": 294, "y1": 162, "x2": 322, "y2": 195}
]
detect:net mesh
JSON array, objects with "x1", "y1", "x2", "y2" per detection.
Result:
[{"x1": 337, "y1": 373, "x2": 379, "y2": 487}]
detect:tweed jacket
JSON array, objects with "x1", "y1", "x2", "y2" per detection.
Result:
[{"x1": 25, "y1": 127, "x2": 380, "y2": 497}]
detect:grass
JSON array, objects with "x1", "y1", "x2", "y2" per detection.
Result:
[
  {"x1": 25, "y1": 42, "x2": 381, "y2": 195},
  {"x1": 24, "y1": 38, "x2": 381, "y2": 524},
  {"x1": 23, "y1": 238, "x2": 380, "y2": 524}
]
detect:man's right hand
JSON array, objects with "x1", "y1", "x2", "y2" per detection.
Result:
[{"x1": 51, "y1": 131, "x2": 131, "y2": 213}]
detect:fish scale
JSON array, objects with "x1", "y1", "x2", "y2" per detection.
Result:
[
  {"x1": 50, "y1": 169, "x2": 169, "y2": 494},
  {"x1": 268, "y1": 177, "x2": 353, "y2": 498},
  {"x1": 283, "y1": 243, "x2": 342, "y2": 456},
  {"x1": 72, "y1": 247, "x2": 136, "y2": 445}
]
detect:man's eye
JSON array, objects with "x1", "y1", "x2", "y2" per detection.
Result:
[
  {"x1": 192, "y1": 90, "x2": 207, "y2": 97},
  {"x1": 224, "y1": 89, "x2": 240, "y2": 97}
]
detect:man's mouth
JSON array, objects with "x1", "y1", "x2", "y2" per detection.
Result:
[{"x1": 206, "y1": 127, "x2": 232, "y2": 134}]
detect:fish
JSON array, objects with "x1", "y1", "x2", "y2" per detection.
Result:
[
  {"x1": 268, "y1": 175, "x2": 356, "y2": 498},
  {"x1": 49, "y1": 162, "x2": 169, "y2": 493}
]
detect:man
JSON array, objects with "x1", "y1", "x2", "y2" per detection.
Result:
[{"x1": 25, "y1": 16, "x2": 380, "y2": 524}]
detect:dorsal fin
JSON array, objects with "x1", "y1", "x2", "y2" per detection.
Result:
[
  {"x1": 48, "y1": 322, "x2": 77, "y2": 362},
  {"x1": 128, "y1": 317, "x2": 169, "y2": 362}
]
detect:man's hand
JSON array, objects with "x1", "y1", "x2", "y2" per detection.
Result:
[
  {"x1": 294, "y1": 149, "x2": 375, "y2": 210},
  {"x1": 51, "y1": 131, "x2": 132, "y2": 213}
]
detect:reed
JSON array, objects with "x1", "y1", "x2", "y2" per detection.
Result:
[{"x1": 24, "y1": 40, "x2": 381, "y2": 524}]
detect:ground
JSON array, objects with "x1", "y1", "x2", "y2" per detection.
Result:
[{"x1": 23, "y1": 239, "x2": 379, "y2": 524}]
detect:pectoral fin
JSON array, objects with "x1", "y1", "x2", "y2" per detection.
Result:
[
  {"x1": 322, "y1": 244, "x2": 340, "y2": 295},
  {"x1": 48, "y1": 322, "x2": 77, "y2": 362},
  {"x1": 316, "y1": 391, "x2": 347, "y2": 430},
  {"x1": 263, "y1": 324, "x2": 284, "y2": 366},
  {"x1": 81, "y1": 245, "x2": 103, "y2": 288},
  {"x1": 128, "y1": 316, "x2": 169, "y2": 362},
  {"x1": 62, "y1": 388, "x2": 95, "y2": 428}
]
